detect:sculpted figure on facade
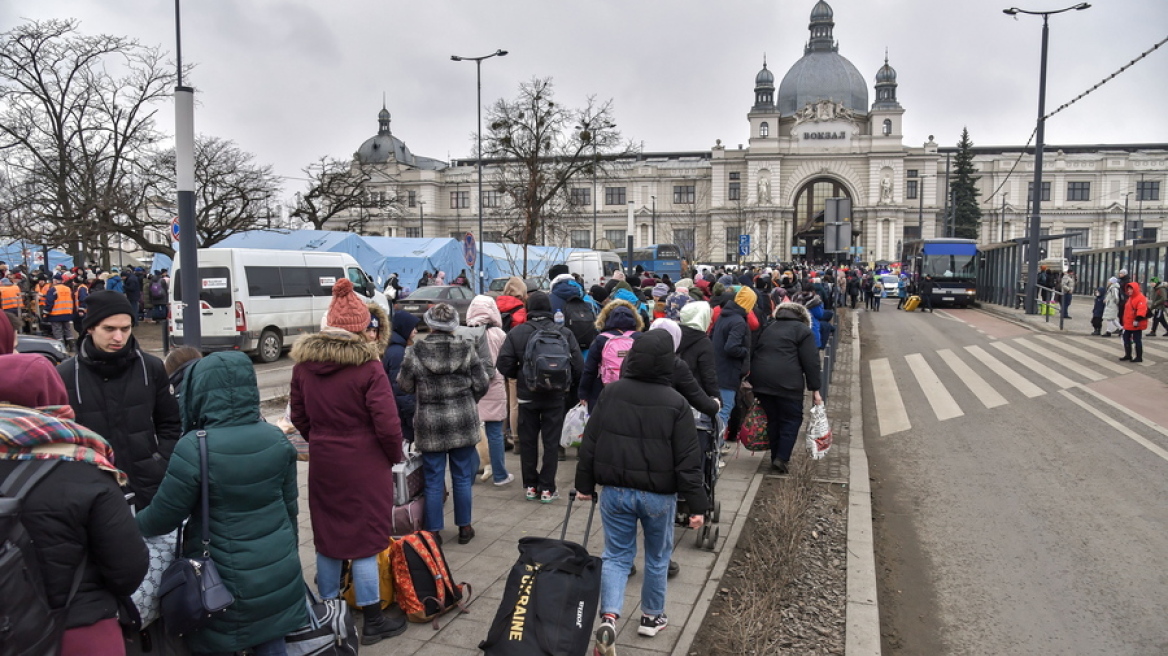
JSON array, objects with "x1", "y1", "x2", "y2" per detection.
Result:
[
  {"x1": 758, "y1": 177, "x2": 771, "y2": 204},
  {"x1": 792, "y1": 99, "x2": 854, "y2": 128},
  {"x1": 880, "y1": 175, "x2": 893, "y2": 203}
]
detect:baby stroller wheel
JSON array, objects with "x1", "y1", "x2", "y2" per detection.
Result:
[{"x1": 711, "y1": 501, "x2": 721, "y2": 524}]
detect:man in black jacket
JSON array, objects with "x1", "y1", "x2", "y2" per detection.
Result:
[
  {"x1": 56, "y1": 291, "x2": 181, "y2": 510},
  {"x1": 576, "y1": 330, "x2": 705, "y2": 649},
  {"x1": 918, "y1": 275, "x2": 936, "y2": 312},
  {"x1": 496, "y1": 291, "x2": 583, "y2": 503},
  {"x1": 710, "y1": 286, "x2": 755, "y2": 428}
]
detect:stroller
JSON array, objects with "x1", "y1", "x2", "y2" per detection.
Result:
[{"x1": 676, "y1": 408, "x2": 724, "y2": 550}]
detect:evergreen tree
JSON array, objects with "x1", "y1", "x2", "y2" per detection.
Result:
[{"x1": 950, "y1": 127, "x2": 982, "y2": 239}]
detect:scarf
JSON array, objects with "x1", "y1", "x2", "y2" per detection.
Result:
[{"x1": 0, "y1": 404, "x2": 127, "y2": 486}]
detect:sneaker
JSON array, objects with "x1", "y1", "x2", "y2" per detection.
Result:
[
  {"x1": 525, "y1": 486, "x2": 538, "y2": 501},
  {"x1": 493, "y1": 473, "x2": 515, "y2": 486},
  {"x1": 637, "y1": 613, "x2": 668, "y2": 637},
  {"x1": 541, "y1": 489, "x2": 560, "y2": 504},
  {"x1": 595, "y1": 615, "x2": 618, "y2": 656}
]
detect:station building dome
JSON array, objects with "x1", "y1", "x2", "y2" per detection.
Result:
[{"x1": 776, "y1": 0, "x2": 868, "y2": 116}]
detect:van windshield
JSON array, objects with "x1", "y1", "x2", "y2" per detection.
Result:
[{"x1": 173, "y1": 267, "x2": 232, "y2": 308}]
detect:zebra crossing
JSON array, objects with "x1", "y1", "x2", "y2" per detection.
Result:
[{"x1": 869, "y1": 334, "x2": 1150, "y2": 436}]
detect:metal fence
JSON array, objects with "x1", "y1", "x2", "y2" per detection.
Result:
[{"x1": 821, "y1": 304, "x2": 842, "y2": 400}]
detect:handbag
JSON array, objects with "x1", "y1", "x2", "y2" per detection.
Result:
[
  {"x1": 158, "y1": 430, "x2": 235, "y2": 636},
  {"x1": 130, "y1": 529, "x2": 179, "y2": 628}
]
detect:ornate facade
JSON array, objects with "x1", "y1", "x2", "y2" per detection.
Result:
[{"x1": 337, "y1": 0, "x2": 1166, "y2": 265}]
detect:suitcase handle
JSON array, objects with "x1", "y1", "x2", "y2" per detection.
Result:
[{"x1": 561, "y1": 489, "x2": 599, "y2": 544}]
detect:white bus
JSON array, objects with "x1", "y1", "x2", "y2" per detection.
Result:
[{"x1": 169, "y1": 248, "x2": 390, "y2": 362}]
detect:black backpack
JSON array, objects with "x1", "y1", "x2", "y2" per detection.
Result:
[
  {"x1": 521, "y1": 325, "x2": 573, "y2": 393},
  {"x1": 1, "y1": 460, "x2": 86, "y2": 656},
  {"x1": 561, "y1": 298, "x2": 598, "y2": 352}
]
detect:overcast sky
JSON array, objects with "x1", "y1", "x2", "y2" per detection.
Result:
[{"x1": 4, "y1": 0, "x2": 1166, "y2": 198}]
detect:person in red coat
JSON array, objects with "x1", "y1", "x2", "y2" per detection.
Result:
[
  {"x1": 289, "y1": 278, "x2": 406, "y2": 645},
  {"x1": 1120, "y1": 281, "x2": 1149, "y2": 363}
]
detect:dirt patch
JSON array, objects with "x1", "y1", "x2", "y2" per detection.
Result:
[{"x1": 689, "y1": 454, "x2": 847, "y2": 655}]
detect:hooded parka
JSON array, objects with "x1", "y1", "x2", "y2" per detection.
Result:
[
  {"x1": 749, "y1": 302, "x2": 822, "y2": 400},
  {"x1": 466, "y1": 295, "x2": 508, "y2": 421},
  {"x1": 136, "y1": 352, "x2": 307, "y2": 653},
  {"x1": 1122, "y1": 282, "x2": 1149, "y2": 331},
  {"x1": 579, "y1": 299, "x2": 643, "y2": 407},
  {"x1": 290, "y1": 327, "x2": 404, "y2": 559},
  {"x1": 678, "y1": 301, "x2": 719, "y2": 399},
  {"x1": 397, "y1": 328, "x2": 490, "y2": 453}
]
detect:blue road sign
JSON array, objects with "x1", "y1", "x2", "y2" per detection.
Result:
[
  {"x1": 738, "y1": 234, "x2": 751, "y2": 256},
  {"x1": 170, "y1": 217, "x2": 180, "y2": 242},
  {"x1": 463, "y1": 232, "x2": 477, "y2": 268}
]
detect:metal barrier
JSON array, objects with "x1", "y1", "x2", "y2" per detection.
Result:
[
  {"x1": 1070, "y1": 242, "x2": 1168, "y2": 296},
  {"x1": 821, "y1": 304, "x2": 842, "y2": 401}
]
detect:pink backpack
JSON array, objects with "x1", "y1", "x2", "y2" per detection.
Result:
[{"x1": 599, "y1": 331, "x2": 636, "y2": 384}]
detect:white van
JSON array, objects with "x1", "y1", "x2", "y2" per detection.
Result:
[
  {"x1": 169, "y1": 248, "x2": 389, "y2": 362},
  {"x1": 567, "y1": 251, "x2": 623, "y2": 289}
]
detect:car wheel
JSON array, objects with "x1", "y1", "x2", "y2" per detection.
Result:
[{"x1": 256, "y1": 329, "x2": 283, "y2": 363}]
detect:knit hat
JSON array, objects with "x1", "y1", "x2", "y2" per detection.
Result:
[
  {"x1": 391, "y1": 310, "x2": 421, "y2": 341},
  {"x1": 734, "y1": 286, "x2": 757, "y2": 313},
  {"x1": 82, "y1": 290, "x2": 137, "y2": 331},
  {"x1": 423, "y1": 303, "x2": 459, "y2": 333},
  {"x1": 651, "y1": 283, "x2": 670, "y2": 298},
  {"x1": 526, "y1": 291, "x2": 552, "y2": 313},
  {"x1": 649, "y1": 318, "x2": 682, "y2": 352},
  {"x1": 325, "y1": 278, "x2": 370, "y2": 333},
  {"x1": 590, "y1": 284, "x2": 609, "y2": 304}
]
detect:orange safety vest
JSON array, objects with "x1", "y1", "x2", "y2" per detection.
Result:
[
  {"x1": 36, "y1": 281, "x2": 50, "y2": 309},
  {"x1": 48, "y1": 283, "x2": 75, "y2": 317},
  {"x1": 74, "y1": 284, "x2": 88, "y2": 313},
  {"x1": 0, "y1": 285, "x2": 20, "y2": 311}
]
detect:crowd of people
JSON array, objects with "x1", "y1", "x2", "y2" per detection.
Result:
[{"x1": 1, "y1": 256, "x2": 849, "y2": 655}]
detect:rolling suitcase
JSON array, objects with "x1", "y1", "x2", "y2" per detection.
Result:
[
  {"x1": 479, "y1": 491, "x2": 601, "y2": 656},
  {"x1": 903, "y1": 295, "x2": 921, "y2": 311},
  {"x1": 391, "y1": 496, "x2": 424, "y2": 537},
  {"x1": 392, "y1": 451, "x2": 424, "y2": 506}
]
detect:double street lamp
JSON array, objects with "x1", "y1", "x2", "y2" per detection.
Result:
[
  {"x1": 1003, "y1": 2, "x2": 1090, "y2": 314},
  {"x1": 451, "y1": 49, "x2": 508, "y2": 294}
]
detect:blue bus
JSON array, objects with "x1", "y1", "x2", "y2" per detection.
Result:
[
  {"x1": 900, "y1": 238, "x2": 979, "y2": 307},
  {"x1": 627, "y1": 244, "x2": 684, "y2": 281}
]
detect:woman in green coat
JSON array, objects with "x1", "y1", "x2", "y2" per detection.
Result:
[{"x1": 137, "y1": 351, "x2": 306, "y2": 655}]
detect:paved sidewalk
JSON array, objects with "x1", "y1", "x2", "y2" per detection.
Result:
[
  {"x1": 281, "y1": 431, "x2": 774, "y2": 655},
  {"x1": 975, "y1": 298, "x2": 1097, "y2": 335}
]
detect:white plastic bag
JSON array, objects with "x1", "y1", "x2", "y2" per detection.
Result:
[
  {"x1": 560, "y1": 403, "x2": 589, "y2": 448},
  {"x1": 805, "y1": 403, "x2": 832, "y2": 460}
]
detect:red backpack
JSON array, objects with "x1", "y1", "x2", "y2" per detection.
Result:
[{"x1": 390, "y1": 531, "x2": 471, "y2": 627}]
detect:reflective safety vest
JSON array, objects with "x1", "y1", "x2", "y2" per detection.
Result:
[
  {"x1": 36, "y1": 282, "x2": 50, "y2": 310},
  {"x1": 48, "y1": 283, "x2": 75, "y2": 316},
  {"x1": 0, "y1": 285, "x2": 19, "y2": 311},
  {"x1": 74, "y1": 284, "x2": 89, "y2": 313}
]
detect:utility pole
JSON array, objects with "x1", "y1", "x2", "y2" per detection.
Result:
[{"x1": 942, "y1": 152, "x2": 951, "y2": 238}]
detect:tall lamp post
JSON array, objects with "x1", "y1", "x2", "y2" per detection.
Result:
[
  {"x1": 1004, "y1": 2, "x2": 1091, "y2": 314},
  {"x1": 174, "y1": 0, "x2": 199, "y2": 349},
  {"x1": 451, "y1": 49, "x2": 508, "y2": 294},
  {"x1": 418, "y1": 200, "x2": 425, "y2": 239}
]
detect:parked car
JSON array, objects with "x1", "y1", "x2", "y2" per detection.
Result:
[
  {"x1": 16, "y1": 334, "x2": 68, "y2": 364},
  {"x1": 395, "y1": 285, "x2": 474, "y2": 326}
]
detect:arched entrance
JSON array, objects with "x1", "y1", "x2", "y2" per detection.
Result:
[{"x1": 791, "y1": 177, "x2": 857, "y2": 261}]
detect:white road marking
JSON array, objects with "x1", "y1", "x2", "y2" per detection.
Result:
[
  {"x1": 869, "y1": 358, "x2": 911, "y2": 436},
  {"x1": 1013, "y1": 338, "x2": 1106, "y2": 382},
  {"x1": 1058, "y1": 390, "x2": 1168, "y2": 463},
  {"x1": 905, "y1": 353, "x2": 964, "y2": 420},
  {"x1": 990, "y1": 341, "x2": 1077, "y2": 389},
  {"x1": 1033, "y1": 335, "x2": 1129, "y2": 374},
  {"x1": 964, "y1": 345, "x2": 1046, "y2": 398},
  {"x1": 937, "y1": 349, "x2": 1008, "y2": 409},
  {"x1": 1068, "y1": 335, "x2": 1157, "y2": 366},
  {"x1": 1135, "y1": 339, "x2": 1168, "y2": 359},
  {"x1": 1075, "y1": 385, "x2": 1168, "y2": 442}
]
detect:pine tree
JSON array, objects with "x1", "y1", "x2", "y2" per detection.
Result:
[{"x1": 950, "y1": 127, "x2": 982, "y2": 240}]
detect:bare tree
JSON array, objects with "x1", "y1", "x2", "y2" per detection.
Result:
[
  {"x1": 0, "y1": 19, "x2": 174, "y2": 262},
  {"x1": 484, "y1": 77, "x2": 629, "y2": 273},
  {"x1": 289, "y1": 156, "x2": 389, "y2": 232}
]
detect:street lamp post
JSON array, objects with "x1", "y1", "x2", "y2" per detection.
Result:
[
  {"x1": 1003, "y1": 2, "x2": 1091, "y2": 314},
  {"x1": 451, "y1": 49, "x2": 508, "y2": 294},
  {"x1": 418, "y1": 200, "x2": 425, "y2": 239}
]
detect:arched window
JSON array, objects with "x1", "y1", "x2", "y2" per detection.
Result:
[
  {"x1": 882, "y1": 119, "x2": 892, "y2": 136},
  {"x1": 760, "y1": 122, "x2": 769, "y2": 138}
]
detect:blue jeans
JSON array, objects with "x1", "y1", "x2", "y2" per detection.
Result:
[
  {"x1": 423, "y1": 444, "x2": 478, "y2": 531},
  {"x1": 717, "y1": 388, "x2": 736, "y2": 432},
  {"x1": 598, "y1": 487, "x2": 675, "y2": 618},
  {"x1": 316, "y1": 554, "x2": 379, "y2": 607},
  {"x1": 200, "y1": 637, "x2": 287, "y2": 656},
  {"x1": 756, "y1": 393, "x2": 804, "y2": 464},
  {"x1": 484, "y1": 420, "x2": 510, "y2": 482}
]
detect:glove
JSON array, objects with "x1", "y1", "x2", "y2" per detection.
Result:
[{"x1": 1136, "y1": 316, "x2": 1146, "y2": 322}]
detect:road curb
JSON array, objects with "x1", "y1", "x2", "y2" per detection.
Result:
[
  {"x1": 845, "y1": 310, "x2": 881, "y2": 656},
  {"x1": 673, "y1": 460, "x2": 767, "y2": 656}
]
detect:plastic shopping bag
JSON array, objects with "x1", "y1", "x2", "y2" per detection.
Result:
[
  {"x1": 805, "y1": 403, "x2": 832, "y2": 460},
  {"x1": 560, "y1": 403, "x2": 589, "y2": 448}
]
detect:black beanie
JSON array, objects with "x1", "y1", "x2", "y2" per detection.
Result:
[
  {"x1": 526, "y1": 291, "x2": 552, "y2": 313},
  {"x1": 82, "y1": 290, "x2": 137, "y2": 331}
]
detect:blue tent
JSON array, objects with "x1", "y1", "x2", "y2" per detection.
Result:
[
  {"x1": 478, "y1": 242, "x2": 583, "y2": 281},
  {"x1": 0, "y1": 240, "x2": 74, "y2": 271},
  {"x1": 211, "y1": 230, "x2": 385, "y2": 284},
  {"x1": 362, "y1": 237, "x2": 467, "y2": 293}
]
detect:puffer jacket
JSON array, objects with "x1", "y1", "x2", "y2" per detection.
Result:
[
  {"x1": 137, "y1": 352, "x2": 306, "y2": 653},
  {"x1": 466, "y1": 295, "x2": 508, "y2": 421},
  {"x1": 579, "y1": 300, "x2": 643, "y2": 406},
  {"x1": 383, "y1": 311, "x2": 420, "y2": 432},
  {"x1": 575, "y1": 330, "x2": 706, "y2": 514},
  {"x1": 1103, "y1": 282, "x2": 1121, "y2": 321},
  {"x1": 1152, "y1": 282, "x2": 1168, "y2": 311},
  {"x1": 678, "y1": 301, "x2": 718, "y2": 399},
  {"x1": 398, "y1": 331, "x2": 489, "y2": 452},
  {"x1": 710, "y1": 301, "x2": 751, "y2": 389},
  {"x1": 749, "y1": 302, "x2": 822, "y2": 400},
  {"x1": 496, "y1": 313, "x2": 584, "y2": 401},
  {"x1": 1122, "y1": 282, "x2": 1149, "y2": 331},
  {"x1": 57, "y1": 335, "x2": 181, "y2": 509},
  {"x1": 497, "y1": 276, "x2": 528, "y2": 331}
]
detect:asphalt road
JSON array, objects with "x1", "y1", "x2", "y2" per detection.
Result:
[{"x1": 862, "y1": 306, "x2": 1168, "y2": 655}]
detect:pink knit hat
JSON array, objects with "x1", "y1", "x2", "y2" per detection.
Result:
[{"x1": 326, "y1": 278, "x2": 370, "y2": 333}]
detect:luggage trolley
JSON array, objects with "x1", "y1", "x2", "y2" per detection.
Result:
[{"x1": 676, "y1": 408, "x2": 724, "y2": 550}]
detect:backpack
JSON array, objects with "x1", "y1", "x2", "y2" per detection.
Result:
[
  {"x1": 149, "y1": 280, "x2": 165, "y2": 299},
  {"x1": 561, "y1": 298, "x2": 598, "y2": 351},
  {"x1": 599, "y1": 331, "x2": 636, "y2": 385},
  {"x1": 389, "y1": 531, "x2": 470, "y2": 627},
  {"x1": 521, "y1": 325, "x2": 573, "y2": 393},
  {"x1": 1, "y1": 460, "x2": 86, "y2": 656}
]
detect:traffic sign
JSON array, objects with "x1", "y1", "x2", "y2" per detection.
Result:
[
  {"x1": 463, "y1": 232, "x2": 477, "y2": 268},
  {"x1": 738, "y1": 234, "x2": 751, "y2": 257},
  {"x1": 170, "y1": 217, "x2": 181, "y2": 242}
]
